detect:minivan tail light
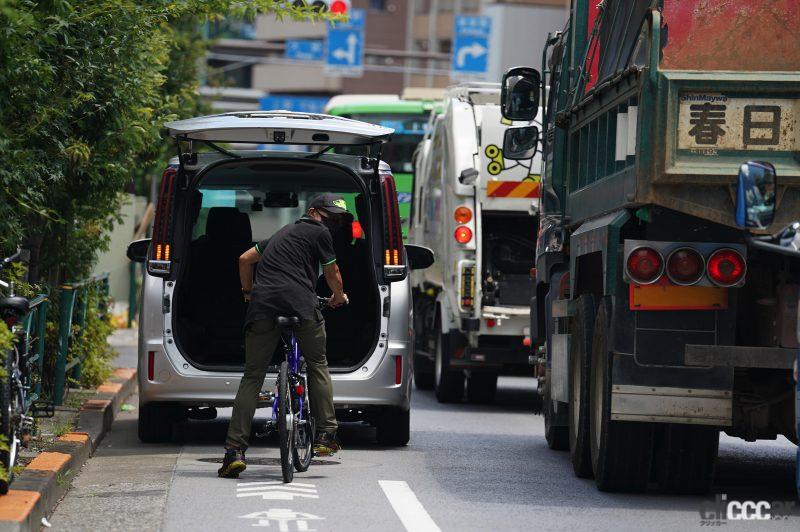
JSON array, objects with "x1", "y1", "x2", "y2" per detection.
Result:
[
  {"x1": 707, "y1": 248, "x2": 746, "y2": 287},
  {"x1": 149, "y1": 167, "x2": 178, "y2": 277},
  {"x1": 147, "y1": 351, "x2": 155, "y2": 381},
  {"x1": 394, "y1": 355, "x2": 402, "y2": 385},
  {"x1": 626, "y1": 247, "x2": 663, "y2": 284},
  {"x1": 380, "y1": 172, "x2": 406, "y2": 283}
]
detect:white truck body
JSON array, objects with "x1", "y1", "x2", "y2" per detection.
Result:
[{"x1": 410, "y1": 83, "x2": 542, "y2": 367}]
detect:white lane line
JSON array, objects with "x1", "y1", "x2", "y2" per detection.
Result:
[{"x1": 379, "y1": 480, "x2": 441, "y2": 532}]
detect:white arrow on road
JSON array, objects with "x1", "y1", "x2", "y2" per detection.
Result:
[
  {"x1": 236, "y1": 480, "x2": 319, "y2": 500},
  {"x1": 456, "y1": 42, "x2": 487, "y2": 68},
  {"x1": 332, "y1": 33, "x2": 358, "y2": 65}
]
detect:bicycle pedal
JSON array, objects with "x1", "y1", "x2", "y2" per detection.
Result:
[
  {"x1": 256, "y1": 391, "x2": 274, "y2": 405},
  {"x1": 31, "y1": 401, "x2": 55, "y2": 418}
]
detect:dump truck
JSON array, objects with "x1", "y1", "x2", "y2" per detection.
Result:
[
  {"x1": 502, "y1": 0, "x2": 800, "y2": 493},
  {"x1": 410, "y1": 83, "x2": 542, "y2": 404}
]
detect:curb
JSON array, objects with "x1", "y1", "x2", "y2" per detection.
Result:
[{"x1": 0, "y1": 368, "x2": 137, "y2": 531}]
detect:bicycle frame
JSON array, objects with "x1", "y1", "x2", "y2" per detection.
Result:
[{"x1": 271, "y1": 329, "x2": 306, "y2": 424}]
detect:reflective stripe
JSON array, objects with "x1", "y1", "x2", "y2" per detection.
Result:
[
  {"x1": 254, "y1": 243, "x2": 264, "y2": 255},
  {"x1": 321, "y1": 258, "x2": 337, "y2": 266}
]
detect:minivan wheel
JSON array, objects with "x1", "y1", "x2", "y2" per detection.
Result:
[
  {"x1": 376, "y1": 407, "x2": 410, "y2": 446},
  {"x1": 434, "y1": 329, "x2": 465, "y2": 403},
  {"x1": 138, "y1": 403, "x2": 177, "y2": 443}
]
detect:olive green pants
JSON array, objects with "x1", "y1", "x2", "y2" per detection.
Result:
[{"x1": 226, "y1": 317, "x2": 338, "y2": 450}]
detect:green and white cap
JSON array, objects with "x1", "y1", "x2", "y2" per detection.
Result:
[{"x1": 309, "y1": 193, "x2": 348, "y2": 214}]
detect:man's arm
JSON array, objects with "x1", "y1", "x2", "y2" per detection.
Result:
[
  {"x1": 239, "y1": 247, "x2": 261, "y2": 301},
  {"x1": 323, "y1": 263, "x2": 348, "y2": 307}
]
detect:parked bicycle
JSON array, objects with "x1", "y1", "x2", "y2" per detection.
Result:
[{"x1": 0, "y1": 250, "x2": 33, "y2": 494}]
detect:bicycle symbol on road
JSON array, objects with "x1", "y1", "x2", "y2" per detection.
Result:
[{"x1": 239, "y1": 508, "x2": 324, "y2": 530}]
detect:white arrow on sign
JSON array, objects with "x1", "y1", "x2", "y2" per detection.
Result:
[
  {"x1": 332, "y1": 33, "x2": 358, "y2": 65},
  {"x1": 456, "y1": 42, "x2": 487, "y2": 68}
]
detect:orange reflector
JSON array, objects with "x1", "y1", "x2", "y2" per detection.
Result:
[
  {"x1": 393, "y1": 249, "x2": 399, "y2": 265},
  {"x1": 454, "y1": 206, "x2": 473, "y2": 224},
  {"x1": 155, "y1": 244, "x2": 163, "y2": 261},
  {"x1": 164, "y1": 244, "x2": 171, "y2": 261},
  {"x1": 629, "y1": 283, "x2": 728, "y2": 311},
  {"x1": 385, "y1": 249, "x2": 391, "y2": 264}
]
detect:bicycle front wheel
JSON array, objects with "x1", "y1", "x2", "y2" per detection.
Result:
[{"x1": 277, "y1": 361, "x2": 294, "y2": 483}]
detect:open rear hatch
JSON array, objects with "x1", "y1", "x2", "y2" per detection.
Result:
[{"x1": 152, "y1": 112, "x2": 395, "y2": 371}]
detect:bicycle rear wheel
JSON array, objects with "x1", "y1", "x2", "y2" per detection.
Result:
[
  {"x1": 277, "y1": 361, "x2": 294, "y2": 483},
  {"x1": 293, "y1": 384, "x2": 314, "y2": 472}
]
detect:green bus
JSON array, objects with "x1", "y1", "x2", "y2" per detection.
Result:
[{"x1": 325, "y1": 96, "x2": 439, "y2": 239}]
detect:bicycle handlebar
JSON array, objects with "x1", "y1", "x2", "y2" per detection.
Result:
[
  {"x1": 317, "y1": 295, "x2": 349, "y2": 309},
  {"x1": 0, "y1": 248, "x2": 22, "y2": 271}
]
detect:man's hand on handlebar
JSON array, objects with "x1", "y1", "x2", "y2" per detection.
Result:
[{"x1": 329, "y1": 292, "x2": 349, "y2": 308}]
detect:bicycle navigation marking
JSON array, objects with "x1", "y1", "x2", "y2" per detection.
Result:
[
  {"x1": 236, "y1": 481, "x2": 319, "y2": 500},
  {"x1": 239, "y1": 509, "x2": 324, "y2": 530},
  {"x1": 379, "y1": 480, "x2": 441, "y2": 532}
]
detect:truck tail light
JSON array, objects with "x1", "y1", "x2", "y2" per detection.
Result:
[
  {"x1": 454, "y1": 226, "x2": 473, "y2": 244},
  {"x1": 626, "y1": 247, "x2": 663, "y2": 285},
  {"x1": 454, "y1": 206, "x2": 472, "y2": 224},
  {"x1": 707, "y1": 248, "x2": 746, "y2": 287},
  {"x1": 666, "y1": 247, "x2": 704, "y2": 285}
]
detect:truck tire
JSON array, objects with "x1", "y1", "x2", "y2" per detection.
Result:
[
  {"x1": 138, "y1": 403, "x2": 176, "y2": 443},
  {"x1": 413, "y1": 354, "x2": 435, "y2": 390},
  {"x1": 543, "y1": 378, "x2": 568, "y2": 451},
  {"x1": 376, "y1": 407, "x2": 411, "y2": 446},
  {"x1": 654, "y1": 424, "x2": 719, "y2": 494},
  {"x1": 466, "y1": 372, "x2": 498, "y2": 404},
  {"x1": 569, "y1": 294, "x2": 595, "y2": 478},
  {"x1": 589, "y1": 301, "x2": 654, "y2": 492},
  {"x1": 434, "y1": 324, "x2": 465, "y2": 403}
]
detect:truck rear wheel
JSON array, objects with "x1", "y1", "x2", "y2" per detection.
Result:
[
  {"x1": 589, "y1": 301, "x2": 654, "y2": 492},
  {"x1": 569, "y1": 294, "x2": 595, "y2": 478},
  {"x1": 654, "y1": 424, "x2": 719, "y2": 494},
  {"x1": 434, "y1": 326, "x2": 465, "y2": 403},
  {"x1": 466, "y1": 372, "x2": 498, "y2": 404},
  {"x1": 413, "y1": 354, "x2": 435, "y2": 390}
]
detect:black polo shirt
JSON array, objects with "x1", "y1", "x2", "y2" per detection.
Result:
[{"x1": 246, "y1": 216, "x2": 336, "y2": 326}]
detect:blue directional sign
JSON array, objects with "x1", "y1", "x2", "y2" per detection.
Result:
[
  {"x1": 452, "y1": 15, "x2": 491, "y2": 76},
  {"x1": 325, "y1": 8, "x2": 365, "y2": 77},
  {"x1": 285, "y1": 39, "x2": 324, "y2": 61},
  {"x1": 260, "y1": 94, "x2": 329, "y2": 114}
]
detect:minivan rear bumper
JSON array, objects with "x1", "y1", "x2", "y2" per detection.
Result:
[{"x1": 139, "y1": 339, "x2": 412, "y2": 411}]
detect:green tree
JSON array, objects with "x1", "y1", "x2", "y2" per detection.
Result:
[{"x1": 0, "y1": 0, "x2": 337, "y2": 283}]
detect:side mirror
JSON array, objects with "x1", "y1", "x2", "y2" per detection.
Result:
[
  {"x1": 501, "y1": 66, "x2": 541, "y2": 121},
  {"x1": 405, "y1": 244, "x2": 435, "y2": 270},
  {"x1": 735, "y1": 161, "x2": 776, "y2": 230},
  {"x1": 459, "y1": 168, "x2": 479, "y2": 185},
  {"x1": 127, "y1": 238, "x2": 151, "y2": 263},
  {"x1": 502, "y1": 126, "x2": 539, "y2": 160}
]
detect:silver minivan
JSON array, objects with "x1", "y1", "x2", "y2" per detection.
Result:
[{"x1": 127, "y1": 111, "x2": 434, "y2": 446}]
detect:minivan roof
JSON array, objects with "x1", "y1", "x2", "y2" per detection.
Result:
[{"x1": 165, "y1": 110, "x2": 393, "y2": 145}]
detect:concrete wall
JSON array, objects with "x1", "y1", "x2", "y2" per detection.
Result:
[{"x1": 486, "y1": 3, "x2": 568, "y2": 83}]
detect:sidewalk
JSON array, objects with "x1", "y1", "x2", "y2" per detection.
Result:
[{"x1": 0, "y1": 329, "x2": 139, "y2": 532}]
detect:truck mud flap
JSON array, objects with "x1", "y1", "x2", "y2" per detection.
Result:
[{"x1": 611, "y1": 384, "x2": 732, "y2": 426}]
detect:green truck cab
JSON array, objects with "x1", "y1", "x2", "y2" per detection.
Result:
[
  {"x1": 504, "y1": 0, "x2": 800, "y2": 494},
  {"x1": 325, "y1": 96, "x2": 440, "y2": 240}
]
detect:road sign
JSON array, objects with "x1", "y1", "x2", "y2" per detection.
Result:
[
  {"x1": 452, "y1": 15, "x2": 491, "y2": 76},
  {"x1": 325, "y1": 8, "x2": 365, "y2": 77},
  {"x1": 260, "y1": 95, "x2": 329, "y2": 114},
  {"x1": 285, "y1": 39, "x2": 323, "y2": 61}
]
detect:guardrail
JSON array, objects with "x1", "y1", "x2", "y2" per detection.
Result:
[
  {"x1": 53, "y1": 273, "x2": 110, "y2": 406},
  {"x1": 19, "y1": 294, "x2": 49, "y2": 409}
]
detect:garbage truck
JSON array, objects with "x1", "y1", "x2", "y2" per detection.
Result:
[
  {"x1": 503, "y1": 0, "x2": 800, "y2": 493},
  {"x1": 410, "y1": 83, "x2": 542, "y2": 403}
]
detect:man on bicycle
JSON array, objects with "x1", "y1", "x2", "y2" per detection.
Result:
[{"x1": 219, "y1": 193, "x2": 348, "y2": 478}]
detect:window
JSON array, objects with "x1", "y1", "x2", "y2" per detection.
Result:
[{"x1": 369, "y1": 0, "x2": 386, "y2": 10}]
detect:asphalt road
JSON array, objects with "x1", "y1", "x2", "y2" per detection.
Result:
[{"x1": 48, "y1": 376, "x2": 799, "y2": 531}]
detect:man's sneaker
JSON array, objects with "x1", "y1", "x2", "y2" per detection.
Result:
[
  {"x1": 313, "y1": 432, "x2": 341, "y2": 456},
  {"x1": 218, "y1": 448, "x2": 247, "y2": 478}
]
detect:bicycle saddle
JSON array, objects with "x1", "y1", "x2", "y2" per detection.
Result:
[
  {"x1": 0, "y1": 296, "x2": 29, "y2": 316},
  {"x1": 275, "y1": 316, "x2": 300, "y2": 328}
]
